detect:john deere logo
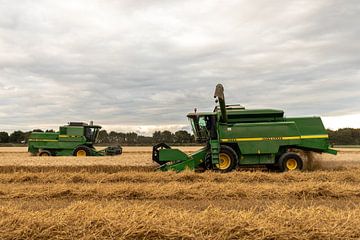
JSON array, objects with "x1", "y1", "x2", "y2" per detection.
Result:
[{"x1": 262, "y1": 137, "x2": 283, "y2": 140}]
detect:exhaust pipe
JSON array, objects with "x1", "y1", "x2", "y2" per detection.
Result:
[{"x1": 214, "y1": 84, "x2": 228, "y2": 123}]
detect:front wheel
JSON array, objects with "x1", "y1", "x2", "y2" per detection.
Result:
[
  {"x1": 214, "y1": 145, "x2": 238, "y2": 173},
  {"x1": 279, "y1": 152, "x2": 303, "y2": 172},
  {"x1": 73, "y1": 146, "x2": 91, "y2": 157}
]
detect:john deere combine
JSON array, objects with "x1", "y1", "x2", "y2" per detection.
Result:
[
  {"x1": 153, "y1": 84, "x2": 337, "y2": 172},
  {"x1": 28, "y1": 122, "x2": 122, "y2": 156}
]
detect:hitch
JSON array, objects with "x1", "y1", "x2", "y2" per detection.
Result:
[{"x1": 95, "y1": 145, "x2": 122, "y2": 156}]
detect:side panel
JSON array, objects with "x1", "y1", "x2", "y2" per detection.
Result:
[
  {"x1": 219, "y1": 122, "x2": 301, "y2": 155},
  {"x1": 52, "y1": 149, "x2": 74, "y2": 156},
  {"x1": 28, "y1": 132, "x2": 60, "y2": 154},
  {"x1": 286, "y1": 117, "x2": 330, "y2": 151},
  {"x1": 28, "y1": 133, "x2": 88, "y2": 156},
  {"x1": 218, "y1": 117, "x2": 333, "y2": 165},
  {"x1": 58, "y1": 135, "x2": 86, "y2": 142},
  {"x1": 239, "y1": 154, "x2": 275, "y2": 165},
  {"x1": 29, "y1": 132, "x2": 59, "y2": 140},
  {"x1": 29, "y1": 140, "x2": 85, "y2": 150},
  {"x1": 66, "y1": 127, "x2": 84, "y2": 136},
  {"x1": 286, "y1": 117, "x2": 327, "y2": 135},
  {"x1": 28, "y1": 131, "x2": 87, "y2": 153}
]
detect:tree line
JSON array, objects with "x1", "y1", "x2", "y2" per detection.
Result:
[
  {"x1": 328, "y1": 128, "x2": 360, "y2": 145},
  {"x1": 0, "y1": 129, "x2": 195, "y2": 145},
  {"x1": 0, "y1": 128, "x2": 359, "y2": 145}
]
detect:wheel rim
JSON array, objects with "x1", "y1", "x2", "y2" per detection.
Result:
[
  {"x1": 40, "y1": 152, "x2": 49, "y2": 157},
  {"x1": 216, "y1": 153, "x2": 231, "y2": 170},
  {"x1": 286, "y1": 159, "x2": 298, "y2": 170},
  {"x1": 76, "y1": 150, "x2": 87, "y2": 157}
]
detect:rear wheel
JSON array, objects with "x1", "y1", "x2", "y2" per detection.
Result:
[
  {"x1": 214, "y1": 145, "x2": 238, "y2": 172},
  {"x1": 73, "y1": 146, "x2": 91, "y2": 157},
  {"x1": 279, "y1": 152, "x2": 303, "y2": 172},
  {"x1": 38, "y1": 150, "x2": 51, "y2": 157}
]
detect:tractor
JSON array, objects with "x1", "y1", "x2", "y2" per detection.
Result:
[
  {"x1": 152, "y1": 84, "x2": 337, "y2": 172},
  {"x1": 28, "y1": 122, "x2": 122, "y2": 156}
]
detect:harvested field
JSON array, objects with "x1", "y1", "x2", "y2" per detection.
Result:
[
  {"x1": 0, "y1": 146, "x2": 199, "y2": 167},
  {"x1": 1, "y1": 147, "x2": 360, "y2": 239}
]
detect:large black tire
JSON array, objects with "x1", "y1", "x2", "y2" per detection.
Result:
[
  {"x1": 73, "y1": 146, "x2": 91, "y2": 157},
  {"x1": 39, "y1": 150, "x2": 51, "y2": 157},
  {"x1": 214, "y1": 145, "x2": 238, "y2": 173},
  {"x1": 279, "y1": 152, "x2": 303, "y2": 172}
]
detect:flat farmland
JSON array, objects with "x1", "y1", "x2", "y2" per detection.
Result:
[
  {"x1": 1, "y1": 147, "x2": 360, "y2": 239},
  {"x1": 0, "y1": 146, "x2": 200, "y2": 167}
]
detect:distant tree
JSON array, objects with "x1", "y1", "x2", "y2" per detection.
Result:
[
  {"x1": 160, "y1": 130, "x2": 174, "y2": 143},
  {"x1": 118, "y1": 132, "x2": 126, "y2": 143},
  {"x1": 0, "y1": 132, "x2": 9, "y2": 143},
  {"x1": 9, "y1": 131, "x2": 25, "y2": 143},
  {"x1": 125, "y1": 132, "x2": 138, "y2": 144},
  {"x1": 97, "y1": 130, "x2": 109, "y2": 144},
  {"x1": 337, "y1": 128, "x2": 353, "y2": 145},
  {"x1": 45, "y1": 129, "x2": 55, "y2": 133},
  {"x1": 108, "y1": 131, "x2": 117, "y2": 143},
  {"x1": 328, "y1": 128, "x2": 360, "y2": 145},
  {"x1": 174, "y1": 130, "x2": 192, "y2": 143},
  {"x1": 32, "y1": 129, "x2": 43, "y2": 132},
  {"x1": 137, "y1": 136, "x2": 153, "y2": 144},
  {"x1": 152, "y1": 131, "x2": 162, "y2": 143},
  {"x1": 108, "y1": 131, "x2": 124, "y2": 143}
]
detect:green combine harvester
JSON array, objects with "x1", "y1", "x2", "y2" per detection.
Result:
[
  {"x1": 28, "y1": 122, "x2": 122, "y2": 156},
  {"x1": 153, "y1": 84, "x2": 337, "y2": 172}
]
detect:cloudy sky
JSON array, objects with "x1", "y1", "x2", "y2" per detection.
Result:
[{"x1": 0, "y1": 0, "x2": 359, "y2": 135}]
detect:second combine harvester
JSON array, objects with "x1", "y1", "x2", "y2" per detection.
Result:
[{"x1": 153, "y1": 84, "x2": 337, "y2": 172}]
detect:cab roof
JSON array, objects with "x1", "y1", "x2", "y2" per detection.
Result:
[{"x1": 67, "y1": 122, "x2": 101, "y2": 128}]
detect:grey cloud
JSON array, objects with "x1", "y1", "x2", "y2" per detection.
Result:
[{"x1": 0, "y1": 0, "x2": 359, "y2": 134}]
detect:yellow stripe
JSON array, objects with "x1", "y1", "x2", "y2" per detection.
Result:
[
  {"x1": 28, "y1": 139, "x2": 58, "y2": 142},
  {"x1": 300, "y1": 134, "x2": 329, "y2": 139},
  {"x1": 283, "y1": 136, "x2": 301, "y2": 140},
  {"x1": 59, "y1": 135, "x2": 80, "y2": 138},
  {"x1": 220, "y1": 134, "x2": 328, "y2": 142}
]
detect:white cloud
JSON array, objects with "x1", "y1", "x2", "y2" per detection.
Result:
[{"x1": 323, "y1": 114, "x2": 360, "y2": 130}]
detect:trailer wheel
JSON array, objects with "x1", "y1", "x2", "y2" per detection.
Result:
[
  {"x1": 39, "y1": 150, "x2": 51, "y2": 157},
  {"x1": 214, "y1": 145, "x2": 238, "y2": 172},
  {"x1": 73, "y1": 146, "x2": 91, "y2": 157},
  {"x1": 279, "y1": 152, "x2": 303, "y2": 172}
]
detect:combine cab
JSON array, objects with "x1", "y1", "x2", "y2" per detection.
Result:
[
  {"x1": 153, "y1": 84, "x2": 337, "y2": 172},
  {"x1": 28, "y1": 122, "x2": 122, "y2": 156}
]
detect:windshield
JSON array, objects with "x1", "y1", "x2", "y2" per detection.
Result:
[
  {"x1": 188, "y1": 116, "x2": 209, "y2": 142},
  {"x1": 85, "y1": 127, "x2": 100, "y2": 143}
]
